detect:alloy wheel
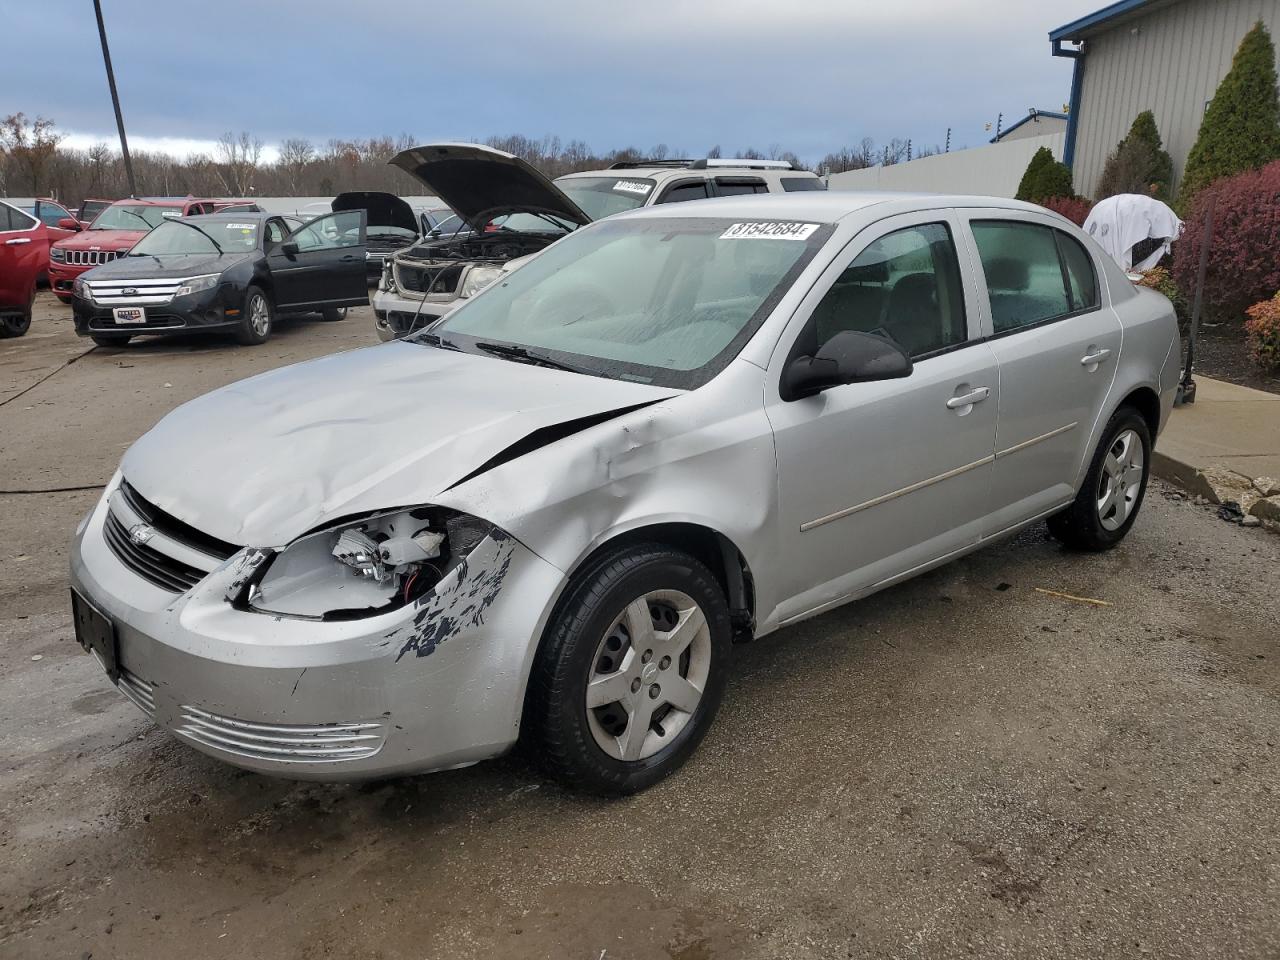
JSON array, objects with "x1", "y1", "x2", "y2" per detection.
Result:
[
  {"x1": 585, "y1": 589, "x2": 711, "y2": 762},
  {"x1": 249, "y1": 295, "x2": 270, "y2": 336},
  {"x1": 1097, "y1": 428, "x2": 1144, "y2": 531}
]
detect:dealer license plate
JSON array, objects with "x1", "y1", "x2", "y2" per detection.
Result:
[{"x1": 113, "y1": 306, "x2": 146, "y2": 325}]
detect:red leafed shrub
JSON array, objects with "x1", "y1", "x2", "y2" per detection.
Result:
[
  {"x1": 1173, "y1": 159, "x2": 1280, "y2": 322},
  {"x1": 1040, "y1": 196, "x2": 1092, "y2": 226},
  {"x1": 1245, "y1": 292, "x2": 1280, "y2": 373}
]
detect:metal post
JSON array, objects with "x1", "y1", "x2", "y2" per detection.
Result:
[
  {"x1": 93, "y1": 0, "x2": 136, "y2": 197},
  {"x1": 945, "y1": 128, "x2": 951, "y2": 153},
  {"x1": 1176, "y1": 197, "x2": 1215, "y2": 406}
]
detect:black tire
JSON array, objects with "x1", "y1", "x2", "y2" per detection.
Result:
[
  {"x1": 89, "y1": 334, "x2": 131, "y2": 348},
  {"x1": 320, "y1": 306, "x2": 348, "y2": 322},
  {"x1": 524, "y1": 544, "x2": 732, "y2": 795},
  {"x1": 236, "y1": 285, "x2": 273, "y2": 345},
  {"x1": 0, "y1": 285, "x2": 34, "y2": 338},
  {"x1": 1048, "y1": 406, "x2": 1151, "y2": 551}
]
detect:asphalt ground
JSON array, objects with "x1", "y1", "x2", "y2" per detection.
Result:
[{"x1": 2, "y1": 292, "x2": 1278, "y2": 960}]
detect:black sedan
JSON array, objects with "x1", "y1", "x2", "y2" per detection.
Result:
[{"x1": 71, "y1": 211, "x2": 369, "y2": 346}]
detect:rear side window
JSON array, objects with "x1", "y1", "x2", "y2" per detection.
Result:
[
  {"x1": 971, "y1": 220, "x2": 1090, "y2": 333},
  {"x1": 1057, "y1": 231, "x2": 1099, "y2": 312},
  {"x1": 657, "y1": 181, "x2": 710, "y2": 204},
  {"x1": 781, "y1": 177, "x2": 826, "y2": 192},
  {"x1": 803, "y1": 222, "x2": 967, "y2": 360},
  {"x1": 714, "y1": 178, "x2": 767, "y2": 196}
]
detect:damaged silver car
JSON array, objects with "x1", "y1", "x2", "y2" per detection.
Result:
[{"x1": 70, "y1": 192, "x2": 1180, "y2": 793}]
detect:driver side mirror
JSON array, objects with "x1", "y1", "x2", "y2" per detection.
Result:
[
  {"x1": 428, "y1": 228, "x2": 442, "y2": 238},
  {"x1": 57, "y1": 218, "x2": 81, "y2": 231},
  {"x1": 279, "y1": 240, "x2": 299, "y2": 257},
  {"x1": 781, "y1": 330, "x2": 913, "y2": 401}
]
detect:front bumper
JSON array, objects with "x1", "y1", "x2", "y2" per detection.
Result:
[
  {"x1": 48, "y1": 260, "x2": 94, "y2": 300},
  {"x1": 69, "y1": 484, "x2": 566, "y2": 780},
  {"x1": 72, "y1": 285, "x2": 241, "y2": 338},
  {"x1": 371, "y1": 287, "x2": 459, "y2": 342}
]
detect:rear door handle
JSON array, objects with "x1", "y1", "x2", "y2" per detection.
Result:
[
  {"x1": 4, "y1": 237, "x2": 31, "y2": 245},
  {"x1": 946, "y1": 386, "x2": 990, "y2": 410},
  {"x1": 1081, "y1": 347, "x2": 1112, "y2": 366}
]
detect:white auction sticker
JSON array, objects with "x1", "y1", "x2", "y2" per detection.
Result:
[
  {"x1": 613, "y1": 180, "x2": 653, "y2": 195},
  {"x1": 720, "y1": 222, "x2": 819, "y2": 241},
  {"x1": 225, "y1": 222, "x2": 256, "y2": 230}
]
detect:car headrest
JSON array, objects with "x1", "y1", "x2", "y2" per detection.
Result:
[
  {"x1": 985, "y1": 256, "x2": 1029, "y2": 291},
  {"x1": 844, "y1": 258, "x2": 890, "y2": 284}
]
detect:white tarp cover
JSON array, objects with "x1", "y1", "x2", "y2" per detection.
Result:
[{"x1": 1084, "y1": 194, "x2": 1184, "y2": 272}]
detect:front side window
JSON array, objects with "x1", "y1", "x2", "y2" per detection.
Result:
[
  {"x1": 657, "y1": 181, "x2": 710, "y2": 204},
  {"x1": 803, "y1": 222, "x2": 967, "y2": 360},
  {"x1": 291, "y1": 210, "x2": 363, "y2": 251},
  {"x1": 555, "y1": 176, "x2": 656, "y2": 220},
  {"x1": 971, "y1": 220, "x2": 1098, "y2": 333},
  {"x1": 430, "y1": 217, "x2": 832, "y2": 388},
  {"x1": 36, "y1": 202, "x2": 70, "y2": 226}
]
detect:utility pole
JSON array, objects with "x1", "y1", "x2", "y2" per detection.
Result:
[{"x1": 93, "y1": 0, "x2": 136, "y2": 196}]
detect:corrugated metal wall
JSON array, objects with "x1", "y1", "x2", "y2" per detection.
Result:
[
  {"x1": 1074, "y1": 0, "x2": 1280, "y2": 198},
  {"x1": 827, "y1": 132, "x2": 1065, "y2": 198}
]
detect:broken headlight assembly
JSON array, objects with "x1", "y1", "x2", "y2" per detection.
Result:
[{"x1": 240, "y1": 507, "x2": 495, "y2": 621}]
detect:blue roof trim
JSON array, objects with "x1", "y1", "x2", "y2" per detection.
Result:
[
  {"x1": 990, "y1": 111, "x2": 1069, "y2": 143},
  {"x1": 1049, "y1": 0, "x2": 1152, "y2": 41}
]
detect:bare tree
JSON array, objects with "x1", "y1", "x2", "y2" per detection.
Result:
[
  {"x1": 279, "y1": 137, "x2": 314, "y2": 193},
  {"x1": 1, "y1": 113, "x2": 63, "y2": 195},
  {"x1": 215, "y1": 131, "x2": 264, "y2": 196}
]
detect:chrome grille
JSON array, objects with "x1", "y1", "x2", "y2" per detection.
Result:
[
  {"x1": 102, "y1": 509, "x2": 207, "y2": 593},
  {"x1": 394, "y1": 261, "x2": 459, "y2": 295},
  {"x1": 176, "y1": 706, "x2": 386, "y2": 763},
  {"x1": 84, "y1": 277, "x2": 182, "y2": 305},
  {"x1": 118, "y1": 669, "x2": 155, "y2": 718},
  {"x1": 64, "y1": 249, "x2": 120, "y2": 266}
]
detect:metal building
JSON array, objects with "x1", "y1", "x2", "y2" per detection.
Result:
[{"x1": 1051, "y1": 0, "x2": 1280, "y2": 198}]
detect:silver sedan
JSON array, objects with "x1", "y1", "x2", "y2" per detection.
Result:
[{"x1": 69, "y1": 193, "x2": 1180, "y2": 793}]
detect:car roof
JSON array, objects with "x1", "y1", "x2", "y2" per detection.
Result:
[
  {"x1": 556, "y1": 166, "x2": 822, "y2": 182},
  {"x1": 609, "y1": 191, "x2": 1057, "y2": 224},
  {"x1": 110, "y1": 197, "x2": 211, "y2": 207}
]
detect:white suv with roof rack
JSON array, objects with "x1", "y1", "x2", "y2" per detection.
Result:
[{"x1": 371, "y1": 144, "x2": 825, "y2": 341}]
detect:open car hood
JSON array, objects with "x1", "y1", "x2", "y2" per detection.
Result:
[
  {"x1": 389, "y1": 143, "x2": 592, "y2": 233},
  {"x1": 121, "y1": 342, "x2": 677, "y2": 548},
  {"x1": 331, "y1": 191, "x2": 419, "y2": 235}
]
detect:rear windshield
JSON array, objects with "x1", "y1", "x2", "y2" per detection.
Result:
[
  {"x1": 92, "y1": 204, "x2": 184, "y2": 230},
  {"x1": 555, "y1": 176, "x2": 656, "y2": 220}
]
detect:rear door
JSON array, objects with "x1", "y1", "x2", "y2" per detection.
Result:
[
  {"x1": 957, "y1": 212, "x2": 1121, "y2": 531},
  {"x1": 267, "y1": 210, "x2": 368, "y2": 310}
]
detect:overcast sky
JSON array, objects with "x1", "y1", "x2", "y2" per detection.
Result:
[{"x1": 6, "y1": 1, "x2": 1101, "y2": 164}]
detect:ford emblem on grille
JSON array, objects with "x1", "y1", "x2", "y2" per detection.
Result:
[
  {"x1": 122, "y1": 287, "x2": 139, "y2": 296},
  {"x1": 129, "y1": 523, "x2": 155, "y2": 545}
]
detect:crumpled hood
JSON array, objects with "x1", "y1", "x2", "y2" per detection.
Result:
[
  {"x1": 121, "y1": 342, "x2": 678, "y2": 548},
  {"x1": 57, "y1": 228, "x2": 147, "y2": 251}
]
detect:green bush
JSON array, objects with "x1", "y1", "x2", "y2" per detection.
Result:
[
  {"x1": 1015, "y1": 146, "x2": 1075, "y2": 203},
  {"x1": 1097, "y1": 110, "x2": 1175, "y2": 200},
  {"x1": 1180, "y1": 21, "x2": 1280, "y2": 204}
]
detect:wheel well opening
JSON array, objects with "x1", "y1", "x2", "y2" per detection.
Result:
[
  {"x1": 570, "y1": 523, "x2": 755, "y2": 635},
  {"x1": 1120, "y1": 387, "x2": 1161, "y2": 439}
]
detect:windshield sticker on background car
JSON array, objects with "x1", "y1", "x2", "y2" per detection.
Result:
[
  {"x1": 720, "y1": 222, "x2": 820, "y2": 241},
  {"x1": 161, "y1": 210, "x2": 182, "y2": 218},
  {"x1": 225, "y1": 223, "x2": 256, "y2": 231},
  {"x1": 612, "y1": 180, "x2": 653, "y2": 195}
]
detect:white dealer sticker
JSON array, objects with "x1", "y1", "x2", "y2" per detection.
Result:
[
  {"x1": 720, "y1": 222, "x2": 820, "y2": 241},
  {"x1": 225, "y1": 222, "x2": 256, "y2": 230},
  {"x1": 613, "y1": 180, "x2": 653, "y2": 195}
]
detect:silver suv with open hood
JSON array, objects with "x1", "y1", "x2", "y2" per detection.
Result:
[{"x1": 372, "y1": 143, "x2": 825, "y2": 340}]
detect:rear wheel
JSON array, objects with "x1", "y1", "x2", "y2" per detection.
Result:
[
  {"x1": 320, "y1": 306, "x2": 348, "y2": 322},
  {"x1": 0, "y1": 285, "x2": 35, "y2": 338},
  {"x1": 525, "y1": 544, "x2": 731, "y2": 794},
  {"x1": 89, "y1": 334, "x2": 131, "y2": 347},
  {"x1": 236, "y1": 286, "x2": 273, "y2": 345},
  {"x1": 1047, "y1": 407, "x2": 1151, "y2": 551}
]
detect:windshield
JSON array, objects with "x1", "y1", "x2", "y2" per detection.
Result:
[
  {"x1": 428, "y1": 216, "x2": 831, "y2": 389},
  {"x1": 555, "y1": 176, "x2": 655, "y2": 220},
  {"x1": 92, "y1": 204, "x2": 183, "y2": 231},
  {"x1": 129, "y1": 219, "x2": 260, "y2": 256}
]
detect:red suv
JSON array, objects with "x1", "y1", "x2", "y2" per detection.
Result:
[
  {"x1": 0, "y1": 200, "x2": 45, "y2": 337},
  {"x1": 49, "y1": 197, "x2": 219, "y2": 303}
]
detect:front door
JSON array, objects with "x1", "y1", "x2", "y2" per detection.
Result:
[
  {"x1": 959, "y1": 213, "x2": 1123, "y2": 531},
  {"x1": 268, "y1": 210, "x2": 368, "y2": 310},
  {"x1": 765, "y1": 212, "x2": 1000, "y2": 624}
]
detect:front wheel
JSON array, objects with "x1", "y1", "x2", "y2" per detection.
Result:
[
  {"x1": 320, "y1": 306, "x2": 348, "y2": 322},
  {"x1": 236, "y1": 286, "x2": 273, "y2": 345},
  {"x1": 525, "y1": 545, "x2": 732, "y2": 794},
  {"x1": 1048, "y1": 407, "x2": 1151, "y2": 551}
]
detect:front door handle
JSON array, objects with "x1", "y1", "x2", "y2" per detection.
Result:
[
  {"x1": 339, "y1": 254, "x2": 359, "y2": 262},
  {"x1": 1081, "y1": 347, "x2": 1112, "y2": 367},
  {"x1": 4, "y1": 237, "x2": 31, "y2": 245},
  {"x1": 946, "y1": 386, "x2": 990, "y2": 410}
]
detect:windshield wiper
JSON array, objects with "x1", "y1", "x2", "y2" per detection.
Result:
[
  {"x1": 474, "y1": 341, "x2": 584, "y2": 373},
  {"x1": 169, "y1": 219, "x2": 223, "y2": 253},
  {"x1": 415, "y1": 332, "x2": 461, "y2": 350},
  {"x1": 116, "y1": 210, "x2": 155, "y2": 229}
]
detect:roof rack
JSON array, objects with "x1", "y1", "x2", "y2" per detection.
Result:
[{"x1": 607, "y1": 157, "x2": 796, "y2": 171}]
